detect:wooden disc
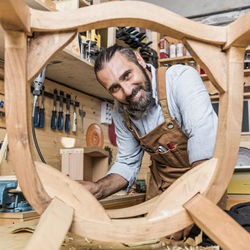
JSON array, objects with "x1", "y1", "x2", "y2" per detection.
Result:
[{"x1": 86, "y1": 123, "x2": 104, "y2": 148}]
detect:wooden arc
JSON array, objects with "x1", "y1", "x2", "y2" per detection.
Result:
[{"x1": 1, "y1": 0, "x2": 250, "y2": 246}]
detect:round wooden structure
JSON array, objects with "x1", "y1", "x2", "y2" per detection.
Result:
[{"x1": 1, "y1": 1, "x2": 250, "y2": 249}]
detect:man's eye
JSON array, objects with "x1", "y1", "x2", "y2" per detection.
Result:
[
  {"x1": 124, "y1": 72, "x2": 131, "y2": 80},
  {"x1": 110, "y1": 85, "x2": 120, "y2": 93}
]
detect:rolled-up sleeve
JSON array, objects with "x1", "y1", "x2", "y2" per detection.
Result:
[
  {"x1": 167, "y1": 65, "x2": 218, "y2": 164},
  {"x1": 106, "y1": 104, "x2": 144, "y2": 191}
]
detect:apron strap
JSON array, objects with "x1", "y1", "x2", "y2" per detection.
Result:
[
  {"x1": 157, "y1": 67, "x2": 174, "y2": 129},
  {"x1": 122, "y1": 105, "x2": 141, "y2": 140}
]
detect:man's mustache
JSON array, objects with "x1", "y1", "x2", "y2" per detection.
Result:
[{"x1": 126, "y1": 85, "x2": 143, "y2": 103}]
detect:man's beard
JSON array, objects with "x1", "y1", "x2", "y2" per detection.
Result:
[{"x1": 123, "y1": 64, "x2": 155, "y2": 120}]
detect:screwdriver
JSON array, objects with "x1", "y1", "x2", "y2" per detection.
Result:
[
  {"x1": 72, "y1": 96, "x2": 77, "y2": 132},
  {"x1": 57, "y1": 91, "x2": 64, "y2": 130},
  {"x1": 34, "y1": 97, "x2": 40, "y2": 127},
  {"x1": 65, "y1": 94, "x2": 71, "y2": 133},
  {"x1": 39, "y1": 86, "x2": 45, "y2": 128},
  {"x1": 51, "y1": 89, "x2": 57, "y2": 130}
]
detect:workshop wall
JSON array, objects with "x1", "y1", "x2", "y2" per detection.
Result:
[{"x1": 0, "y1": 76, "x2": 116, "y2": 175}]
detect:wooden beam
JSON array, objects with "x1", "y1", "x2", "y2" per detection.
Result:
[
  {"x1": 25, "y1": 198, "x2": 73, "y2": 250},
  {"x1": 184, "y1": 39, "x2": 227, "y2": 94},
  {"x1": 35, "y1": 161, "x2": 192, "y2": 242},
  {"x1": 206, "y1": 47, "x2": 245, "y2": 204},
  {"x1": 224, "y1": 11, "x2": 250, "y2": 50},
  {"x1": 0, "y1": 0, "x2": 30, "y2": 33},
  {"x1": 4, "y1": 30, "x2": 51, "y2": 214},
  {"x1": 184, "y1": 193, "x2": 250, "y2": 250},
  {"x1": 27, "y1": 30, "x2": 77, "y2": 82},
  {"x1": 30, "y1": 1, "x2": 226, "y2": 45},
  {"x1": 147, "y1": 158, "x2": 217, "y2": 220},
  {"x1": 35, "y1": 161, "x2": 111, "y2": 222}
]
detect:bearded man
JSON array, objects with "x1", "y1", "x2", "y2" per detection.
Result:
[{"x1": 78, "y1": 44, "x2": 218, "y2": 239}]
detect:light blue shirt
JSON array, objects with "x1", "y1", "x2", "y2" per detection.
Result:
[{"x1": 107, "y1": 64, "x2": 218, "y2": 190}]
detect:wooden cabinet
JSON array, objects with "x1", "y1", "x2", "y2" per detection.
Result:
[{"x1": 60, "y1": 146, "x2": 109, "y2": 181}]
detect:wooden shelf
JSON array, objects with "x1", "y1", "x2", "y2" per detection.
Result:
[
  {"x1": 0, "y1": 0, "x2": 113, "y2": 101},
  {"x1": 201, "y1": 69, "x2": 250, "y2": 82},
  {"x1": 24, "y1": 0, "x2": 56, "y2": 11},
  {"x1": 200, "y1": 74, "x2": 209, "y2": 81},
  {"x1": 245, "y1": 68, "x2": 250, "y2": 76},
  {"x1": 159, "y1": 55, "x2": 193, "y2": 64},
  {"x1": 46, "y1": 48, "x2": 112, "y2": 100}
]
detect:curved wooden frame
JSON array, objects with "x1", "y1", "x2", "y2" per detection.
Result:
[{"x1": 1, "y1": 0, "x2": 250, "y2": 248}]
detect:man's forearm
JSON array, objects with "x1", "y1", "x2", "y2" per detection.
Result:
[
  {"x1": 78, "y1": 173, "x2": 128, "y2": 200},
  {"x1": 95, "y1": 173, "x2": 128, "y2": 199}
]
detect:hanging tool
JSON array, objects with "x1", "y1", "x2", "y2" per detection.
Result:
[
  {"x1": 72, "y1": 96, "x2": 77, "y2": 132},
  {"x1": 32, "y1": 67, "x2": 47, "y2": 163},
  {"x1": 57, "y1": 91, "x2": 64, "y2": 130},
  {"x1": 51, "y1": 89, "x2": 57, "y2": 130},
  {"x1": 79, "y1": 104, "x2": 86, "y2": 133},
  {"x1": 65, "y1": 94, "x2": 71, "y2": 133},
  {"x1": 39, "y1": 86, "x2": 45, "y2": 128},
  {"x1": 34, "y1": 99, "x2": 40, "y2": 127},
  {"x1": 33, "y1": 68, "x2": 46, "y2": 127}
]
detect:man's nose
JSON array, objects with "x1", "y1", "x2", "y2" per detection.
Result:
[{"x1": 121, "y1": 83, "x2": 133, "y2": 97}]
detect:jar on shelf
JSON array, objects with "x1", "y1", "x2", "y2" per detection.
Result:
[
  {"x1": 170, "y1": 43, "x2": 176, "y2": 58},
  {"x1": 159, "y1": 38, "x2": 169, "y2": 59},
  {"x1": 177, "y1": 41, "x2": 184, "y2": 57}
]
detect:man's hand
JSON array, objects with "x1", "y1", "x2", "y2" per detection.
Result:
[
  {"x1": 76, "y1": 174, "x2": 128, "y2": 200},
  {"x1": 76, "y1": 180, "x2": 101, "y2": 198}
]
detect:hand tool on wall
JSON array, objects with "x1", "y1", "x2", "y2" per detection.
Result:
[
  {"x1": 72, "y1": 96, "x2": 77, "y2": 132},
  {"x1": 57, "y1": 91, "x2": 64, "y2": 130},
  {"x1": 33, "y1": 69, "x2": 46, "y2": 127},
  {"x1": 39, "y1": 86, "x2": 45, "y2": 128},
  {"x1": 65, "y1": 94, "x2": 71, "y2": 133},
  {"x1": 51, "y1": 89, "x2": 57, "y2": 130},
  {"x1": 32, "y1": 67, "x2": 47, "y2": 163},
  {"x1": 34, "y1": 98, "x2": 40, "y2": 127},
  {"x1": 79, "y1": 104, "x2": 86, "y2": 133}
]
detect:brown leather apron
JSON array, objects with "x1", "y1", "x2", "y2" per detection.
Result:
[{"x1": 123, "y1": 67, "x2": 193, "y2": 200}]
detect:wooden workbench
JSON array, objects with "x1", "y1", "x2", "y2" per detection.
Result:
[{"x1": 0, "y1": 211, "x2": 39, "y2": 226}]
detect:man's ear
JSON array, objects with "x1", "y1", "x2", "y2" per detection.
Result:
[{"x1": 134, "y1": 51, "x2": 147, "y2": 69}]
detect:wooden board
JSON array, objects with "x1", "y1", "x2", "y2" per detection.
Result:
[
  {"x1": 0, "y1": 211, "x2": 39, "y2": 226},
  {"x1": 184, "y1": 193, "x2": 250, "y2": 250},
  {"x1": 25, "y1": 198, "x2": 73, "y2": 250}
]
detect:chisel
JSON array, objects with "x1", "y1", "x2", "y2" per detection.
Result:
[
  {"x1": 39, "y1": 86, "x2": 45, "y2": 128},
  {"x1": 57, "y1": 91, "x2": 64, "y2": 130},
  {"x1": 51, "y1": 89, "x2": 57, "y2": 130},
  {"x1": 65, "y1": 94, "x2": 71, "y2": 133},
  {"x1": 79, "y1": 104, "x2": 86, "y2": 133}
]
